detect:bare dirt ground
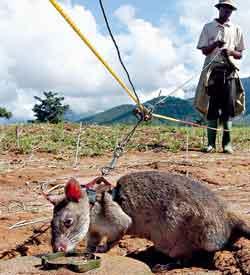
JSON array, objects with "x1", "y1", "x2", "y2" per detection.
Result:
[{"x1": 0, "y1": 149, "x2": 250, "y2": 274}]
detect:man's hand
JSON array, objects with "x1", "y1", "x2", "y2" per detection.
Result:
[
  {"x1": 201, "y1": 40, "x2": 225, "y2": 56},
  {"x1": 222, "y1": 48, "x2": 232, "y2": 56},
  {"x1": 222, "y1": 48, "x2": 242, "y2": 59},
  {"x1": 214, "y1": 40, "x2": 225, "y2": 48}
]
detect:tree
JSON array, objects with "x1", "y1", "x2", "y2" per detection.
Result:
[
  {"x1": 0, "y1": 107, "x2": 12, "y2": 119},
  {"x1": 33, "y1": 91, "x2": 69, "y2": 123}
]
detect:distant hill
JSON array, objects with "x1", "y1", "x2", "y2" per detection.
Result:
[
  {"x1": 80, "y1": 97, "x2": 201, "y2": 125},
  {"x1": 80, "y1": 104, "x2": 135, "y2": 124},
  {"x1": 80, "y1": 77, "x2": 250, "y2": 125},
  {"x1": 64, "y1": 109, "x2": 92, "y2": 122}
]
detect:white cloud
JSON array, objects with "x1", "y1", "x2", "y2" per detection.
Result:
[
  {"x1": 114, "y1": 4, "x2": 136, "y2": 25},
  {"x1": 0, "y1": 0, "x2": 249, "y2": 121},
  {"x1": 0, "y1": 0, "x2": 122, "y2": 119},
  {"x1": 115, "y1": 6, "x2": 178, "y2": 88}
]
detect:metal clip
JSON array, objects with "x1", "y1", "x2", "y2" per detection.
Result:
[{"x1": 133, "y1": 106, "x2": 153, "y2": 122}]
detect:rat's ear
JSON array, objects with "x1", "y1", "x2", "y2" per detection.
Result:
[
  {"x1": 65, "y1": 178, "x2": 83, "y2": 202},
  {"x1": 45, "y1": 194, "x2": 65, "y2": 206}
]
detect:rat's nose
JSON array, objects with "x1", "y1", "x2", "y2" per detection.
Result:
[{"x1": 55, "y1": 243, "x2": 67, "y2": 252}]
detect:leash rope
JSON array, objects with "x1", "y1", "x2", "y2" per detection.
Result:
[
  {"x1": 101, "y1": 117, "x2": 143, "y2": 176},
  {"x1": 152, "y1": 113, "x2": 225, "y2": 131},
  {"x1": 153, "y1": 51, "x2": 222, "y2": 107},
  {"x1": 151, "y1": 50, "x2": 231, "y2": 132},
  {"x1": 98, "y1": 0, "x2": 141, "y2": 108},
  {"x1": 49, "y1": 0, "x2": 145, "y2": 113}
]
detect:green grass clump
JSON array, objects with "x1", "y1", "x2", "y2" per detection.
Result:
[{"x1": 0, "y1": 123, "x2": 249, "y2": 157}]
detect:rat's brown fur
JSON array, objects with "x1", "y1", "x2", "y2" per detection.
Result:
[{"x1": 51, "y1": 171, "x2": 250, "y2": 261}]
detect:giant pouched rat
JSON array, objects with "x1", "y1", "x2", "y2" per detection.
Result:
[{"x1": 48, "y1": 171, "x2": 250, "y2": 261}]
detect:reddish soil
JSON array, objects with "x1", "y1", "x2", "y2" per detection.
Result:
[{"x1": 0, "y1": 149, "x2": 250, "y2": 274}]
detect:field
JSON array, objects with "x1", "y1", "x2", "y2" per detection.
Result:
[{"x1": 0, "y1": 123, "x2": 250, "y2": 274}]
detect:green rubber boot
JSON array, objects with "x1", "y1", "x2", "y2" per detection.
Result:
[
  {"x1": 204, "y1": 120, "x2": 218, "y2": 153},
  {"x1": 222, "y1": 120, "x2": 233, "y2": 154}
]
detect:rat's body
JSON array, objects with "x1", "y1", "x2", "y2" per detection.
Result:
[{"x1": 50, "y1": 171, "x2": 250, "y2": 261}]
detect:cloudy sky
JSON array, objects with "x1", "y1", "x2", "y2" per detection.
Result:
[{"x1": 0, "y1": 0, "x2": 249, "y2": 121}]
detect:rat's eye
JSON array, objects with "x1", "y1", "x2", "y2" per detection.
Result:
[{"x1": 64, "y1": 218, "x2": 73, "y2": 228}]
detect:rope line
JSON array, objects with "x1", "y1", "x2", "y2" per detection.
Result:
[
  {"x1": 101, "y1": 118, "x2": 143, "y2": 176},
  {"x1": 154, "y1": 51, "x2": 221, "y2": 107},
  {"x1": 152, "y1": 113, "x2": 225, "y2": 131},
  {"x1": 49, "y1": 0, "x2": 143, "y2": 109},
  {"x1": 151, "y1": 50, "x2": 230, "y2": 132},
  {"x1": 98, "y1": 0, "x2": 141, "y2": 107}
]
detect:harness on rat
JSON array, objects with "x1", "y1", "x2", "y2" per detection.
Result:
[{"x1": 82, "y1": 176, "x2": 117, "y2": 205}]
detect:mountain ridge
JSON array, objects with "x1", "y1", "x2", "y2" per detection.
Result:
[{"x1": 79, "y1": 77, "x2": 250, "y2": 125}]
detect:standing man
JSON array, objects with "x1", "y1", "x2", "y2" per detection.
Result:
[{"x1": 194, "y1": 0, "x2": 245, "y2": 154}]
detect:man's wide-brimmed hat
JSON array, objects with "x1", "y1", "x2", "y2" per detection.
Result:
[{"x1": 215, "y1": 0, "x2": 237, "y2": 10}]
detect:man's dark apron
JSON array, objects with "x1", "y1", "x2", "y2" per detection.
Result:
[{"x1": 206, "y1": 64, "x2": 235, "y2": 121}]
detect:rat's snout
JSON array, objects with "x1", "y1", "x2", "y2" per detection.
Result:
[
  {"x1": 52, "y1": 237, "x2": 71, "y2": 253},
  {"x1": 56, "y1": 244, "x2": 67, "y2": 252}
]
